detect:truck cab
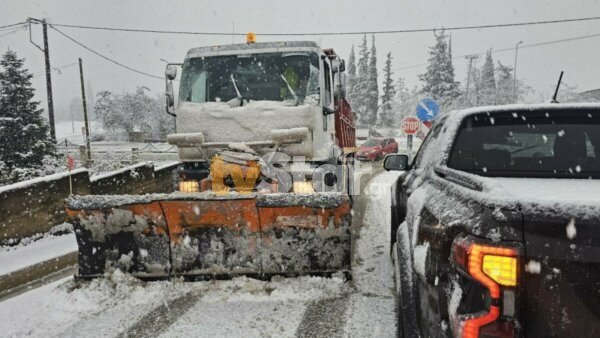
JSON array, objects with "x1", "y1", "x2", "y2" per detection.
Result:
[{"x1": 164, "y1": 40, "x2": 355, "y2": 193}]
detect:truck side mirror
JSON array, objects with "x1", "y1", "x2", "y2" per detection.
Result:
[
  {"x1": 383, "y1": 154, "x2": 409, "y2": 171},
  {"x1": 330, "y1": 58, "x2": 346, "y2": 74},
  {"x1": 334, "y1": 72, "x2": 347, "y2": 100},
  {"x1": 323, "y1": 106, "x2": 336, "y2": 115},
  {"x1": 166, "y1": 81, "x2": 174, "y2": 107},
  {"x1": 165, "y1": 65, "x2": 177, "y2": 80},
  {"x1": 165, "y1": 79, "x2": 176, "y2": 117}
]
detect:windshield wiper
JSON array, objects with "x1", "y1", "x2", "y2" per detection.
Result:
[
  {"x1": 280, "y1": 74, "x2": 299, "y2": 106},
  {"x1": 230, "y1": 74, "x2": 244, "y2": 106}
]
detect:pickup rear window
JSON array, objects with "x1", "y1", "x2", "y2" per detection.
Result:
[{"x1": 448, "y1": 109, "x2": 600, "y2": 178}]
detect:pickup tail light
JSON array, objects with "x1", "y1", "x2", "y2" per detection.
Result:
[
  {"x1": 452, "y1": 236, "x2": 520, "y2": 338},
  {"x1": 464, "y1": 306, "x2": 500, "y2": 338}
]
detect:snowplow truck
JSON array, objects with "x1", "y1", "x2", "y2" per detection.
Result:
[{"x1": 66, "y1": 40, "x2": 357, "y2": 279}]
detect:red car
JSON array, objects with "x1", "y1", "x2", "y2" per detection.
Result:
[{"x1": 356, "y1": 137, "x2": 398, "y2": 161}]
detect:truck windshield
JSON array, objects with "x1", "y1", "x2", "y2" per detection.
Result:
[
  {"x1": 448, "y1": 109, "x2": 600, "y2": 178},
  {"x1": 179, "y1": 52, "x2": 320, "y2": 105}
]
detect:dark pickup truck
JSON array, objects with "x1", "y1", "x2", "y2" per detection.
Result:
[{"x1": 384, "y1": 104, "x2": 600, "y2": 338}]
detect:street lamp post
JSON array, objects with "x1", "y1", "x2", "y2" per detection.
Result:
[
  {"x1": 512, "y1": 41, "x2": 523, "y2": 103},
  {"x1": 464, "y1": 55, "x2": 479, "y2": 106}
]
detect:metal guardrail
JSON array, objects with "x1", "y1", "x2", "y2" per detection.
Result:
[{"x1": 56, "y1": 142, "x2": 179, "y2": 164}]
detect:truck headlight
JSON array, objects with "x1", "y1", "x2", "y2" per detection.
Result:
[
  {"x1": 179, "y1": 180, "x2": 200, "y2": 193},
  {"x1": 293, "y1": 181, "x2": 315, "y2": 193}
]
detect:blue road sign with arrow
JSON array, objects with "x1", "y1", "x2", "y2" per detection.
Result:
[{"x1": 416, "y1": 97, "x2": 439, "y2": 122}]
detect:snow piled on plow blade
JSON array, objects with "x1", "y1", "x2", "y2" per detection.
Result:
[{"x1": 65, "y1": 192, "x2": 351, "y2": 279}]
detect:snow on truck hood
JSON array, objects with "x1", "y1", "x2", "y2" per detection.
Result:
[
  {"x1": 174, "y1": 100, "x2": 332, "y2": 161},
  {"x1": 177, "y1": 101, "x2": 317, "y2": 141}
]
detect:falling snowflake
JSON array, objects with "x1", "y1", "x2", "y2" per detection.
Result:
[
  {"x1": 525, "y1": 260, "x2": 541, "y2": 274},
  {"x1": 566, "y1": 218, "x2": 577, "y2": 240}
]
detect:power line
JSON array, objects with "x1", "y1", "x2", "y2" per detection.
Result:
[
  {"x1": 0, "y1": 22, "x2": 26, "y2": 30},
  {"x1": 34, "y1": 15, "x2": 600, "y2": 36},
  {"x1": 49, "y1": 25, "x2": 164, "y2": 80},
  {"x1": 32, "y1": 62, "x2": 78, "y2": 78},
  {"x1": 0, "y1": 25, "x2": 27, "y2": 39},
  {"x1": 394, "y1": 32, "x2": 600, "y2": 72}
]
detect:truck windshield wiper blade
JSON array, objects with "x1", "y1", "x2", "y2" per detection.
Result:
[
  {"x1": 280, "y1": 74, "x2": 299, "y2": 105},
  {"x1": 230, "y1": 74, "x2": 244, "y2": 106}
]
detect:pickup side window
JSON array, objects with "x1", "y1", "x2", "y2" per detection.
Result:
[
  {"x1": 448, "y1": 109, "x2": 600, "y2": 178},
  {"x1": 412, "y1": 119, "x2": 445, "y2": 169}
]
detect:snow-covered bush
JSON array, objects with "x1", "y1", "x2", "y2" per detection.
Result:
[
  {"x1": 1, "y1": 155, "x2": 67, "y2": 184},
  {"x1": 94, "y1": 87, "x2": 175, "y2": 141}
]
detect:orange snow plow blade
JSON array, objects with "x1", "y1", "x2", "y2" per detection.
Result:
[{"x1": 66, "y1": 192, "x2": 351, "y2": 279}]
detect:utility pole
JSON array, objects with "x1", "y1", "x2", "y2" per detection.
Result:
[
  {"x1": 78, "y1": 58, "x2": 92, "y2": 166},
  {"x1": 69, "y1": 104, "x2": 75, "y2": 133},
  {"x1": 28, "y1": 18, "x2": 56, "y2": 142},
  {"x1": 464, "y1": 55, "x2": 479, "y2": 106},
  {"x1": 512, "y1": 41, "x2": 523, "y2": 103}
]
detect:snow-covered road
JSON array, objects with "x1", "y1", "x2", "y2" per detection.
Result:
[{"x1": 0, "y1": 169, "x2": 401, "y2": 338}]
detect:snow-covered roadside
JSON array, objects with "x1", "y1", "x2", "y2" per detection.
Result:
[
  {"x1": 0, "y1": 233, "x2": 77, "y2": 276},
  {"x1": 343, "y1": 170, "x2": 401, "y2": 337}
]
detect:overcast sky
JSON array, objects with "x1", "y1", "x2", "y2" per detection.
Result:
[{"x1": 1, "y1": 0, "x2": 600, "y2": 119}]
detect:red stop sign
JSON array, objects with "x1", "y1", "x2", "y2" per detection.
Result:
[{"x1": 401, "y1": 116, "x2": 421, "y2": 135}]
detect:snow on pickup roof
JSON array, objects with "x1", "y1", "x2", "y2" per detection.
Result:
[
  {"x1": 443, "y1": 102, "x2": 600, "y2": 122},
  {"x1": 419, "y1": 102, "x2": 600, "y2": 172}
]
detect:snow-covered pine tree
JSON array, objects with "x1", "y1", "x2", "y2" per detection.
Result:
[
  {"x1": 366, "y1": 35, "x2": 379, "y2": 126},
  {"x1": 419, "y1": 29, "x2": 461, "y2": 105},
  {"x1": 378, "y1": 52, "x2": 396, "y2": 127},
  {"x1": 0, "y1": 50, "x2": 55, "y2": 176},
  {"x1": 479, "y1": 50, "x2": 496, "y2": 105},
  {"x1": 354, "y1": 35, "x2": 370, "y2": 127},
  {"x1": 347, "y1": 45, "x2": 357, "y2": 104}
]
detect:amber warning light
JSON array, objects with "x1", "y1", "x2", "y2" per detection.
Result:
[{"x1": 246, "y1": 32, "x2": 256, "y2": 44}]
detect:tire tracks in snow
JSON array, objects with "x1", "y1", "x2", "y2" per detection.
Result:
[
  {"x1": 295, "y1": 296, "x2": 350, "y2": 338},
  {"x1": 117, "y1": 292, "x2": 201, "y2": 338}
]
